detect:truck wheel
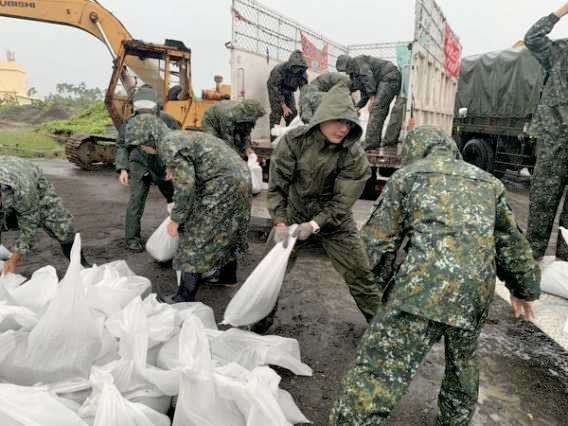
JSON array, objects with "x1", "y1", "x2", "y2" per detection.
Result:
[{"x1": 462, "y1": 138, "x2": 494, "y2": 172}]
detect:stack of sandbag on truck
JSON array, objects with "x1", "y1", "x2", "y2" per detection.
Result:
[{"x1": 0, "y1": 234, "x2": 311, "y2": 425}]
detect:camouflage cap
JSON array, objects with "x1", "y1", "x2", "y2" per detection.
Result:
[
  {"x1": 124, "y1": 113, "x2": 170, "y2": 148},
  {"x1": 299, "y1": 91, "x2": 325, "y2": 124},
  {"x1": 235, "y1": 99, "x2": 266, "y2": 123},
  {"x1": 335, "y1": 55, "x2": 351, "y2": 72},
  {"x1": 402, "y1": 124, "x2": 462, "y2": 166},
  {"x1": 133, "y1": 84, "x2": 158, "y2": 111}
]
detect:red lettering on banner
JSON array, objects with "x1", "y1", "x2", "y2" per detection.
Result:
[
  {"x1": 444, "y1": 23, "x2": 461, "y2": 78},
  {"x1": 300, "y1": 31, "x2": 328, "y2": 72}
]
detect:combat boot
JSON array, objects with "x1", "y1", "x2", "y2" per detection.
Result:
[
  {"x1": 172, "y1": 272, "x2": 202, "y2": 303},
  {"x1": 202, "y1": 260, "x2": 238, "y2": 288},
  {"x1": 61, "y1": 242, "x2": 92, "y2": 268}
]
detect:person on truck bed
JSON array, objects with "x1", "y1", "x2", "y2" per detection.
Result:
[
  {"x1": 299, "y1": 72, "x2": 352, "y2": 123},
  {"x1": 330, "y1": 125, "x2": 540, "y2": 426},
  {"x1": 336, "y1": 54, "x2": 401, "y2": 151},
  {"x1": 250, "y1": 82, "x2": 383, "y2": 334},
  {"x1": 202, "y1": 98, "x2": 265, "y2": 160},
  {"x1": 0, "y1": 156, "x2": 90, "y2": 273},
  {"x1": 124, "y1": 113, "x2": 252, "y2": 303},
  {"x1": 267, "y1": 49, "x2": 308, "y2": 141},
  {"x1": 116, "y1": 84, "x2": 179, "y2": 253},
  {"x1": 525, "y1": 1, "x2": 568, "y2": 261}
]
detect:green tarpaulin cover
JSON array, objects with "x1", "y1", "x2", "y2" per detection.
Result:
[{"x1": 455, "y1": 46, "x2": 545, "y2": 118}]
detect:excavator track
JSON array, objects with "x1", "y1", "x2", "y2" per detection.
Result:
[{"x1": 65, "y1": 134, "x2": 117, "y2": 170}]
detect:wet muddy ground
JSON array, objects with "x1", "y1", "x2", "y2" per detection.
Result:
[{"x1": 5, "y1": 159, "x2": 568, "y2": 425}]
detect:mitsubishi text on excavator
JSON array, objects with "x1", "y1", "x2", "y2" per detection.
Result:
[{"x1": 0, "y1": 0, "x2": 230, "y2": 169}]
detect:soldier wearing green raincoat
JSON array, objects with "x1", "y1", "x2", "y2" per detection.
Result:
[
  {"x1": 330, "y1": 125, "x2": 540, "y2": 426},
  {"x1": 336, "y1": 54, "x2": 401, "y2": 150},
  {"x1": 0, "y1": 156, "x2": 90, "y2": 273},
  {"x1": 202, "y1": 98, "x2": 265, "y2": 159},
  {"x1": 124, "y1": 113, "x2": 252, "y2": 303},
  {"x1": 525, "y1": 2, "x2": 568, "y2": 261},
  {"x1": 299, "y1": 72, "x2": 352, "y2": 124},
  {"x1": 117, "y1": 84, "x2": 179, "y2": 252},
  {"x1": 257, "y1": 82, "x2": 382, "y2": 333},
  {"x1": 267, "y1": 49, "x2": 308, "y2": 138}
]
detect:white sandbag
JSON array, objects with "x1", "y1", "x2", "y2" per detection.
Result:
[
  {"x1": 79, "y1": 368, "x2": 170, "y2": 426},
  {"x1": 222, "y1": 225, "x2": 298, "y2": 326},
  {"x1": 0, "y1": 244, "x2": 11, "y2": 260},
  {"x1": 172, "y1": 317, "x2": 244, "y2": 426},
  {"x1": 0, "y1": 301, "x2": 39, "y2": 329},
  {"x1": 541, "y1": 261, "x2": 568, "y2": 299},
  {"x1": 248, "y1": 153, "x2": 263, "y2": 195},
  {"x1": 209, "y1": 327, "x2": 312, "y2": 376},
  {"x1": 270, "y1": 115, "x2": 303, "y2": 147},
  {"x1": 0, "y1": 234, "x2": 103, "y2": 386},
  {"x1": 0, "y1": 383, "x2": 87, "y2": 426},
  {"x1": 146, "y1": 203, "x2": 179, "y2": 262},
  {"x1": 6, "y1": 266, "x2": 59, "y2": 313},
  {"x1": 278, "y1": 389, "x2": 312, "y2": 425}
]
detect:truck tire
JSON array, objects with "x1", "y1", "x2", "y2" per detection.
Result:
[{"x1": 462, "y1": 138, "x2": 494, "y2": 172}]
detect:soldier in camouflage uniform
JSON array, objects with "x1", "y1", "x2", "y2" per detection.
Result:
[
  {"x1": 125, "y1": 113, "x2": 252, "y2": 303},
  {"x1": 336, "y1": 54, "x2": 401, "y2": 150},
  {"x1": 117, "y1": 84, "x2": 179, "y2": 252},
  {"x1": 202, "y1": 98, "x2": 265, "y2": 159},
  {"x1": 330, "y1": 125, "x2": 540, "y2": 425},
  {"x1": 299, "y1": 72, "x2": 352, "y2": 124},
  {"x1": 267, "y1": 50, "x2": 308, "y2": 139},
  {"x1": 525, "y1": 2, "x2": 568, "y2": 261},
  {"x1": 0, "y1": 156, "x2": 90, "y2": 273},
  {"x1": 254, "y1": 82, "x2": 382, "y2": 333}
]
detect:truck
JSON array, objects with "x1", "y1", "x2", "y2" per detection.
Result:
[
  {"x1": 452, "y1": 46, "x2": 545, "y2": 177},
  {"x1": 0, "y1": 0, "x2": 230, "y2": 169},
  {"x1": 228, "y1": 0, "x2": 461, "y2": 196}
]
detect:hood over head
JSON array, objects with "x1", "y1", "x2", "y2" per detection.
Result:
[
  {"x1": 235, "y1": 99, "x2": 266, "y2": 123},
  {"x1": 133, "y1": 84, "x2": 158, "y2": 111},
  {"x1": 402, "y1": 124, "x2": 462, "y2": 166},
  {"x1": 305, "y1": 82, "x2": 362, "y2": 145},
  {"x1": 287, "y1": 49, "x2": 308, "y2": 70},
  {"x1": 335, "y1": 54, "x2": 352, "y2": 73},
  {"x1": 125, "y1": 114, "x2": 170, "y2": 148}
]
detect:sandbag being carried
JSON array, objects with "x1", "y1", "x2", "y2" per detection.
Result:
[
  {"x1": 146, "y1": 203, "x2": 179, "y2": 262},
  {"x1": 222, "y1": 225, "x2": 298, "y2": 327},
  {"x1": 247, "y1": 153, "x2": 263, "y2": 195}
]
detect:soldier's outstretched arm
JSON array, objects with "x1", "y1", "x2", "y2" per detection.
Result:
[{"x1": 554, "y1": 1, "x2": 568, "y2": 17}]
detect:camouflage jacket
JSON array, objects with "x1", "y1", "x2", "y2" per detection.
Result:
[
  {"x1": 116, "y1": 110, "x2": 179, "y2": 179},
  {"x1": 525, "y1": 13, "x2": 568, "y2": 133},
  {"x1": 202, "y1": 100, "x2": 264, "y2": 157},
  {"x1": 362, "y1": 126, "x2": 540, "y2": 330},
  {"x1": 0, "y1": 157, "x2": 59, "y2": 254},
  {"x1": 268, "y1": 83, "x2": 370, "y2": 229},
  {"x1": 348, "y1": 55, "x2": 400, "y2": 108},
  {"x1": 267, "y1": 50, "x2": 308, "y2": 105}
]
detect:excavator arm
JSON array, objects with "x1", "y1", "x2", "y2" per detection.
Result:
[{"x1": 0, "y1": 0, "x2": 161, "y2": 95}]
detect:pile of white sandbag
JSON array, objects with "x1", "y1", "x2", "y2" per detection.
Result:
[{"x1": 0, "y1": 234, "x2": 311, "y2": 425}]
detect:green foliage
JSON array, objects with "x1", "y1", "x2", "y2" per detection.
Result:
[
  {"x1": 0, "y1": 129, "x2": 64, "y2": 158},
  {"x1": 37, "y1": 82, "x2": 105, "y2": 112},
  {"x1": 0, "y1": 94, "x2": 19, "y2": 112},
  {"x1": 35, "y1": 101, "x2": 113, "y2": 136}
]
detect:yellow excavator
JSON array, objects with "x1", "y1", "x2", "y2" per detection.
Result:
[{"x1": 0, "y1": 0, "x2": 230, "y2": 169}]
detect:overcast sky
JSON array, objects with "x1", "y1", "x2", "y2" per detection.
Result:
[{"x1": 1, "y1": 0, "x2": 567, "y2": 97}]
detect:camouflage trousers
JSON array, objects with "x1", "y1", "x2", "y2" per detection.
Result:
[
  {"x1": 37, "y1": 176, "x2": 76, "y2": 244},
  {"x1": 269, "y1": 91, "x2": 298, "y2": 135},
  {"x1": 125, "y1": 166, "x2": 173, "y2": 245},
  {"x1": 330, "y1": 305, "x2": 481, "y2": 425},
  {"x1": 364, "y1": 76, "x2": 402, "y2": 147},
  {"x1": 266, "y1": 218, "x2": 382, "y2": 321},
  {"x1": 527, "y1": 129, "x2": 568, "y2": 260}
]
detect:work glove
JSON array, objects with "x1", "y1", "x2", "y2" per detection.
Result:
[
  {"x1": 292, "y1": 222, "x2": 314, "y2": 241},
  {"x1": 273, "y1": 224, "x2": 290, "y2": 248}
]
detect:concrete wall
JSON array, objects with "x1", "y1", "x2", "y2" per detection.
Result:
[{"x1": 230, "y1": 49, "x2": 320, "y2": 141}]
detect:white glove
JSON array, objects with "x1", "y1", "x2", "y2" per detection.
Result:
[{"x1": 274, "y1": 225, "x2": 290, "y2": 248}]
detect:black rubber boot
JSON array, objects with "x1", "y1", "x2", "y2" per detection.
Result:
[
  {"x1": 61, "y1": 242, "x2": 92, "y2": 268},
  {"x1": 174, "y1": 272, "x2": 202, "y2": 303},
  {"x1": 203, "y1": 260, "x2": 238, "y2": 288},
  {"x1": 249, "y1": 301, "x2": 279, "y2": 335}
]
